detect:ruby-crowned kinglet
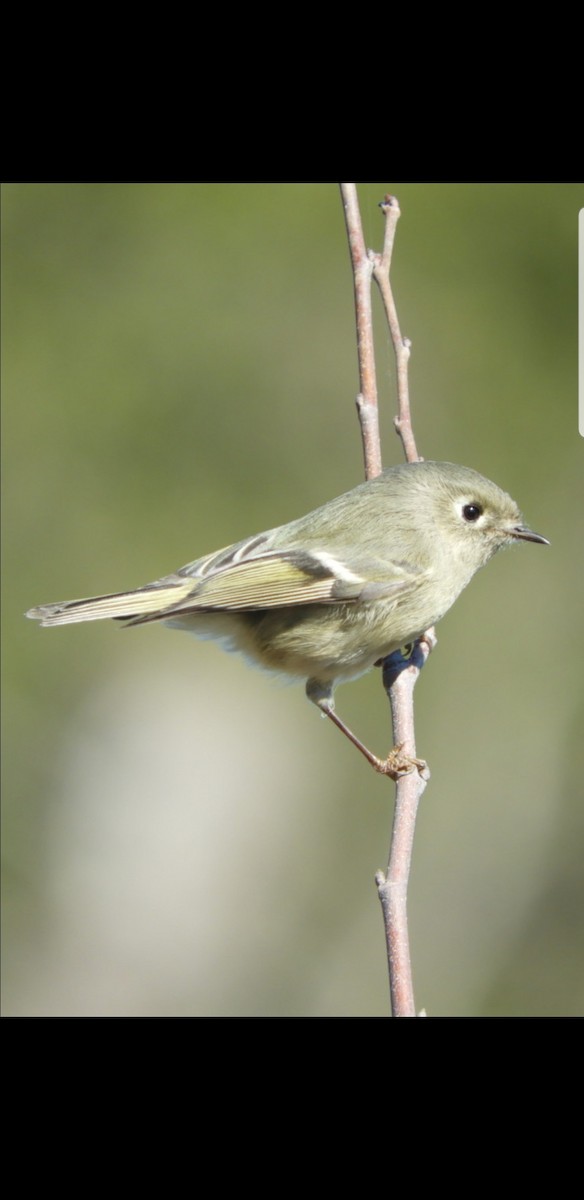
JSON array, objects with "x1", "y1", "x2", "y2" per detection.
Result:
[{"x1": 27, "y1": 461, "x2": 548, "y2": 763}]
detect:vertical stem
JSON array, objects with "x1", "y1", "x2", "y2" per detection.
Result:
[{"x1": 340, "y1": 185, "x2": 435, "y2": 1016}]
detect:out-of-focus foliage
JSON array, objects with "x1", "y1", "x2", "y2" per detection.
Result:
[{"x1": 2, "y1": 183, "x2": 582, "y2": 1016}]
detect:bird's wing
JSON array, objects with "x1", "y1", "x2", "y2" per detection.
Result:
[
  {"x1": 136, "y1": 536, "x2": 424, "y2": 619},
  {"x1": 27, "y1": 536, "x2": 425, "y2": 628}
]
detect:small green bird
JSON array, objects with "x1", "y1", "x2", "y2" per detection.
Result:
[{"x1": 27, "y1": 461, "x2": 548, "y2": 769}]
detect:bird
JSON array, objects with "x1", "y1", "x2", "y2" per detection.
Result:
[{"x1": 26, "y1": 461, "x2": 548, "y2": 772}]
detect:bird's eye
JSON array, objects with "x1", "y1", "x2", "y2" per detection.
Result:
[{"x1": 462, "y1": 503, "x2": 483, "y2": 522}]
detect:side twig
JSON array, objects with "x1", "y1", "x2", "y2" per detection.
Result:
[
  {"x1": 372, "y1": 195, "x2": 418, "y2": 465},
  {"x1": 340, "y1": 184, "x2": 435, "y2": 1017}
]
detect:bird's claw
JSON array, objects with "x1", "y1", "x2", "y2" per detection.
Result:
[{"x1": 373, "y1": 743, "x2": 430, "y2": 781}]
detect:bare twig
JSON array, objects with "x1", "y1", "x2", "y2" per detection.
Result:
[
  {"x1": 372, "y1": 195, "x2": 419, "y2": 465},
  {"x1": 340, "y1": 184, "x2": 435, "y2": 1017},
  {"x1": 340, "y1": 184, "x2": 383, "y2": 480},
  {"x1": 376, "y1": 635, "x2": 435, "y2": 1016}
]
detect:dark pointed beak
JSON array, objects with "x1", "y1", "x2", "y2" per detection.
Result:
[{"x1": 511, "y1": 525, "x2": 550, "y2": 545}]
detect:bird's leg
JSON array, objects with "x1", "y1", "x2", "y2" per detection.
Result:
[{"x1": 306, "y1": 680, "x2": 427, "y2": 780}]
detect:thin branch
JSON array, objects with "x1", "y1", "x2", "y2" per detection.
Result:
[
  {"x1": 372, "y1": 195, "x2": 419, "y2": 465},
  {"x1": 340, "y1": 184, "x2": 383, "y2": 480},
  {"x1": 376, "y1": 635, "x2": 435, "y2": 1016},
  {"x1": 340, "y1": 184, "x2": 434, "y2": 1017}
]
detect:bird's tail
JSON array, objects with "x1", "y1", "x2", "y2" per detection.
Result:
[{"x1": 26, "y1": 578, "x2": 195, "y2": 627}]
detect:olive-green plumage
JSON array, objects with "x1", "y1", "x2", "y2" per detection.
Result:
[{"x1": 27, "y1": 462, "x2": 548, "y2": 712}]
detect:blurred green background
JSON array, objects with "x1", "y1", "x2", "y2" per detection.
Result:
[{"x1": 2, "y1": 182, "x2": 582, "y2": 1017}]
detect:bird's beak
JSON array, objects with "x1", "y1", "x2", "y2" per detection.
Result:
[{"x1": 510, "y1": 524, "x2": 550, "y2": 546}]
